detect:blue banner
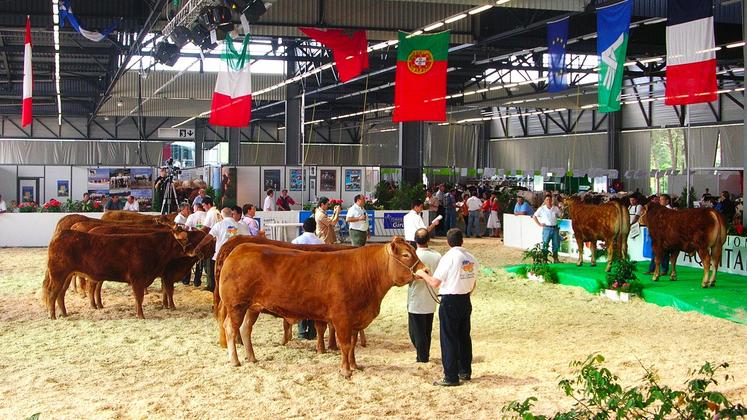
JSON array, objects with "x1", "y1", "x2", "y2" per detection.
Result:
[
  {"x1": 60, "y1": 0, "x2": 120, "y2": 42},
  {"x1": 383, "y1": 212, "x2": 407, "y2": 229},
  {"x1": 547, "y1": 17, "x2": 569, "y2": 92}
]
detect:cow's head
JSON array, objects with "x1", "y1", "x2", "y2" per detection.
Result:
[
  {"x1": 640, "y1": 201, "x2": 665, "y2": 226},
  {"x1": 385, "y1": 236, "x2": 426, "y2": 286},
  {"x1": 156, "y1": 216, "x2": 175, "y2": 228}
]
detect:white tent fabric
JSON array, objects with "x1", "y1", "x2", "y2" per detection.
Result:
[
  {"x1": 0, "y1": 140, "x2": 163, "y2": 166},
  {"x1": 488, "y1": 133, "x2": 607, "y2": 172},
  {"x1": 620, "y1": 131, "x2": 651, "y2": 194},
  {"x1": 718, "y1": 125, "x2": 744, "y2": 168}
]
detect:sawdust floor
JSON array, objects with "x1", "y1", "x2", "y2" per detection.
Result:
[{"x1": 1, "y1": 238, "x2": 746, "y2": 419}]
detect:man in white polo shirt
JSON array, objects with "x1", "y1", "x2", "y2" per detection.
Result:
[
  {"x1": 409, "y1": 228, "x2": 440, "y2": 363},
  {"x1": 465, "y1": 191, "x2": 483, "y2": 238},
  {"x1": 193, "y1": 207, "x2": 249, "y2": 292},
  {"x1": 202, "y1": 197, "x2": 221, "y2": 230},
  {"x1": 533, "y1": 195, "x2": 562, "y2": 263},
  {"x1": 415, "y1": 228, "x2": 479, "y2": 387},
  {"x1": 292, "y1": 217, "x2": 324, "y2": 245},
  {"x1": 263, "y1": 189, "x2": 275, "y2": 212},
  {"x1": 403, "y1": 198, "x2": 440, "y2": 247},
  {"x1": 346, "y1": 194, "x2": 368, "y2": 247}
]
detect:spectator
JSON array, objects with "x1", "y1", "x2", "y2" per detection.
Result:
[
  {"x1": 184, "y1": 203, "x2": 207, "y2": 287},
  {"x1": 434, "y1": 185, "x2": 447, "y2": 236},
  {"x1": 415, "y1": 228, "x2": 479, "y2": 386},
  {"x1": 346, "y1": 194, "x2": 369, "y2": 247},
  {"x1": 408, "y1": 228, "x2": 440, "y2": 363},
  {"x1": 0, "y1": 194, "x2": 6, "y2": 213},
  {"x1": 715, "y1": 191, "x2": 735, "y2": 221},
  {"x1": 263, "y1": 189, "x2": 275, "y2": 211},
  {"x1": 513, "y1": 196, "x2": 534, "y2": 216},
  {"x1": 174, "y1": 202, "x2": 191, "y2": 225},
  {"x1": 241, "y1": 204, "x2": 262, "y2": 236},
  {"x1": 314, "y1": 197, "x2": 341, "y2": 244},
  {"x1": 292, "y1": 217, "x2": 324, "y2": 245},
  {"x1": 533, "y1": 195, "x2": 562, "y2": 264},
  {"x1": 486, "y1": 194, "x2": 502, "y2": 238},
  {"x1": 276, "y1": 189, "x2": 296, "y2": 211},
  {"x1": 154, "y1": 168, "x2": 177, "y2": 212},
  {"x1": 628, "y1": 196, "x2": 643, "y2": 225},
  {"x1": 403, "y1": 199, "x2": 440, "y2": 247},
  {"x1": 194, "y1": 207, "x2": 250, "y2": 292},
  {"x1": 104, "y1": 195, "x2": 122, "y2": 212},
  {"x1": 465, "y1": 191, "x2": 483, "y2": 238},
  {"x1": 202, "y1": 197, "x2": 221, "y2": 229},
  {"x1": 192, "y1": 189, "x2": 207, "y2": 207},
  {"x1": 444, "y1": 189, "x2": 458, "y2": 231},
  {"x1": 122, "y1": 195, "x2": 140, "y2": 212}
]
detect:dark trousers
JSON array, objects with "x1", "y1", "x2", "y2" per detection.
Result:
[
  {"x1": 182, "y1": 260, "x2": 204, "y2": 286},
  {"x1": 408, "y1": 312, "x2": 434, "y2": 363},
  {"x1": 439, "y1": 294, "x2": 472, "y2": 382},
  {"x1": 437, "y1": 205, "x2": 446, "y2": 235},
  {"x1": 207, "y1": 259, "x2": 216, "y2": 291},
  {"x1": 297, "y1": 320, "x2": 317, "y2": 339},
  {"x1": 648, "y1": 252, "x2": 670, "y2": 273}
]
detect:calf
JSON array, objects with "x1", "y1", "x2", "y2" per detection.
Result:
[
  {"x1": 643, "y1": 202, "x2": 726, "y2": 287},
  {"x1": 220, "y1": 237, "x2": 424, "y2": 377},
  {"x1": 565, "y1": 196, "x2": 630, "y2": 271}
]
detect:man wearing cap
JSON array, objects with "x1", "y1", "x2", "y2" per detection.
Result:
[{"x1": 346, "y1": 194, "x2": 369, "y2": 247}]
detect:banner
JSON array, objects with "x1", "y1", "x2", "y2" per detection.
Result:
[
  {"x1": 87, "y1": 167, "x2": 154, "y2": 210},
  {"x1": 597, "y1": 0, "x2": 632, "y2": 112},
  {"x1": 547, "y1": 17, "x2": 569, "y2": 92}
]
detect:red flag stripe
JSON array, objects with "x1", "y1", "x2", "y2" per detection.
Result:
[{"x1": 22, "y1": 16, "x2": 32, "y2": 127}]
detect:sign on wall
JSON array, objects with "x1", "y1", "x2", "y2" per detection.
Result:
[
  {"x1": 87, "y1": 167, "x2": 154, "y2": 211},
  {"x1": 158, "y1": 127, "x2": 195, "y2": 139}
]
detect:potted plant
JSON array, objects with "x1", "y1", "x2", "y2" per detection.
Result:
[
  {"x1": 41, "y1": 198, "x2": 62, "y2": 213},
  {"x1": 602, "y1": 257, "x2": 642, "y2": 302},
  {"x1": 18, "y1": 202, "x2": 38, "y2": 213},
  {"x1": 518, "y1": 243, "x2": 559, "y2": 283}
]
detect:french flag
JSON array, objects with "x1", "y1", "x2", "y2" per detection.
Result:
[{"x1": 665, "y1": 0, "x2": 717, "y2": 105}]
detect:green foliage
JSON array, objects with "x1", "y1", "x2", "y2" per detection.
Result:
[
  {"x1": 605, "y1": 258, "x2": 643, "y2": 295},
  {"x1": 374, "y1": 181, "x2": 395, "y2": 209},
  {"x1": 25, "y1": 414, "x2": 40, "y2": 420},
  {"x1": 502, "y1": 354, "x2": 747, "y2": 419},
  {"x1": 521, "y1": 243, "x2": 559, "y2": 284},
  {"x1": 674, "y1": 187, "x2": 696, "y2": 209},
  {"x1": 374, "y1": 182, "x2": 425, "y2": 210},
  {"x1": 205, "y1": 186, "x2": 217, "y2": 203},
  {"x1": 497, "y1": 188, "x2": 518, "y2": 213}
]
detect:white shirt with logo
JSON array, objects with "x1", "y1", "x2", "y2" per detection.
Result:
[
  {"x1": 433, "y1": 246, "x2": 479, "y2": 295},
  {"x1": 409, "y1": 247, "x2": 441, "y2": 314},
  {"x1": 209, "y1": 218, "x2": 249, "y2": 260},
  {"x1": 534, "y1": 205, "x2": 562, "y2": 227},
  {"x1": 403, "y1": 209, "x2": 427, "y2": 242},
  {"x1": 186, "y1": 210, "x2": 206, "y2": 230},
  {"x1": 347, "y1": 203, "x2": 368, "y2": 232},
  {"x1": 203, "y1": 207, "x2": 222, "y2": 228},
  {"x1": 291, "y1": 232, "x2": 324, "y2": 245}
]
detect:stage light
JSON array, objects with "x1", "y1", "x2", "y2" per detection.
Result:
[
  {"x1": 170, "y1": 25, "x2": 192, "y2": 48},
  {"x1": 226, "y1": 0, "x2": 267, "y2": 23},
  {"x1": 154, "y1": 40, "x2": 181, "y2": 66},
  {"x1": 197, "y1": 5, "x2": 232, "y2": 31},
  {"x1": 189, "y1": 21, "x2": 218, "y2": 51}
]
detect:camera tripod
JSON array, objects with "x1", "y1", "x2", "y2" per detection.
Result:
[{"x1": 160, "y1": 176, "x2": 179, "y2": 215}]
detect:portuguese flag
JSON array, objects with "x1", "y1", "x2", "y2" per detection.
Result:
[{"x1": 393, "y1": 30, "x2": 449, "y2": 123}]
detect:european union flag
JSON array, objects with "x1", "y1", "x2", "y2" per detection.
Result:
[{"x1": 547, "y1": 17, "x2": 569, "y2": 92}]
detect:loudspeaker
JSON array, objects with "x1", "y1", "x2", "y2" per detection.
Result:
[{"x1": 154, "y1": 41, "x2": 181, "y2": 66}]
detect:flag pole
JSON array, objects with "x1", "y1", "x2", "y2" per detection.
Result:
[
  {"x1": 300, "y1": 88, "x2": 306, "y2": 208},
  {"x1": 685, "y1": 103, "x2": 691, "y2": 208}
]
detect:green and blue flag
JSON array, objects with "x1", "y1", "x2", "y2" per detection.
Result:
[{"x1": 597, "y1": 0, "x2": 632, "y2": 112}]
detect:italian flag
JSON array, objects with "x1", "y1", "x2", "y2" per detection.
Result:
[
  {"x1": 22, "y1": 16, "x2": 32, "y2": 127},
  {"x1": 393, "y1": 30, "x2": 449, "y2": 123},
  {"x1": 209, "y1": 35, "x2": 252, "y2": 127}
]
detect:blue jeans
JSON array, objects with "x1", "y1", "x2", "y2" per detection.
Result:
[
  {"x1": 648, "y1": 253, "x2": 670, "y2": 273},
  {"x1": 542, "y1": 226, "x2": 560, "y2": 254},
  {"x1": 467, "y1": 211, "x2": 481, "y2": 237},
  {"x1": 445, "y1": 209, "x2": 457, "y2": 230}
]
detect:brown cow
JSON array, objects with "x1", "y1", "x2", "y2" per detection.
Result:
[
  {"x1": 43, "y1": 228, "x2": 204, "y2": 319},
  {"x1": 101, "y1": 210, "x2": 176, "y2": 223},
  {"x1": 565, "y1": 196, "x2": 630, "y2": 271},
  {"x1": 642, "y1": 202, "x2": 726, "y2": 287},
  {"x1": 206, "y1": 235, "x2": 358, "y2": 352},
  {"x1": 219, "y1": 237, "x2": 425, "y2": 377}
]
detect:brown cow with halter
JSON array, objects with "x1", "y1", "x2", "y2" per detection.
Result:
[
  {"x1": 219, "y1": 237, "x2": 425, "y2": 377},
  {"x1": 565, "y1": 195, "x2": 631, "y2": 271},
  {"x1": 641, "y1": 202, "x2": 727, "y2": 287}
]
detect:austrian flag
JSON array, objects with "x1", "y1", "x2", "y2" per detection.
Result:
[
  {"x1": 665, "y1": 0, "x2": 717, "y2": 105},
  {"x1": 209, "y1": 35, "x2": 252, "y2": 128}
]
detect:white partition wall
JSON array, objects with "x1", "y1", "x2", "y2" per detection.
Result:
[
  {"x1": 0, "y1": 165, "x2": 16, "y2": 203},
  {"x1": 237, "y1": 167, "x2": 261, "y2": 208},
  {"x1": 71, "y1": 166, "x2": 89, "y2": 201},
  {"x1": 43, "y1": 166, "x2": 73, "y2": 202}
]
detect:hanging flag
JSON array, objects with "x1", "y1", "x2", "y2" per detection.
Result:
[
  {"x1": 547, "y1": 17, "x2": 569, "y2": 92},
  {"x1": 22, "y1": 16, "x2": 32, "y2": 127},
  {"x1": 299, "y1": 28, "x2": 369, "y2": 82},
  {"x1": 60, "y1": 0, "x2": 119, "y2": 42},
  {"x1": 597, "y1": 0, "x2": 632, "y2": 113},
  {"x1": 209, "y1": 35, "x2": 252, "y2": 128},
  {"x1": 665, "y1": 0, "x2": 717, "y2": 105},
  {"x1": 393, "y1": 30, "x2": 449, "y2": 123}
]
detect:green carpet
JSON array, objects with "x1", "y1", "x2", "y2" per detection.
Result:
[{"x1": 503, "y1": 262, "x2": 747, "y2": 324}]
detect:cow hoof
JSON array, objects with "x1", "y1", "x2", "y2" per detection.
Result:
[
  {"x1": 340, "y1": 369, "x2": 352, "y2": 378},
  {"x1": 246, "y1": 357, "x2": 257, "y2": 363},
  {"x1": 329, "y1": 345, "x2": 339, "y2": 351},
  {"x1": 701, "y1": 283, "x2": 709, "y2": 289},
  {"x1": 576, "y1": 262, "x2": 582, "y2": 267},
  {"x1": 669, "y1": 277, "x2": 677, "y2": 282},
  {"x1": 652, "y1": 277, "x2": 659, "y2": 282},
  {"x1": 232, "y1": 360, "x2": 241, "y2": 367}
]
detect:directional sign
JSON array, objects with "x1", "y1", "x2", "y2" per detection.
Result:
[{"x1": 158, "y1": 127, "x2": 195, "y2": 139}]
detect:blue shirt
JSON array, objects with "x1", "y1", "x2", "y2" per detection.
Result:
[{"x1": 514, "y1": 202, "x2": 534, "y2": 216}]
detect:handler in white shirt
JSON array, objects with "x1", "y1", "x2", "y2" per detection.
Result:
[
  {"x1": 403, "y1": 198, "x2": 440, "y2": 245},
  {"x1": 408, "y1": 228, "x2": 441, "y2": 363},
  {"x1": 122, "y1": 195, "x2": 140, "y2": 212},
  {"x1": 415, "y1": 228, "x2": 479, "y2": 386},
  {"x1": 202, "y1": 198, "x2": 221, "y2": 229},
  {"x1": 346, "y1": 194, "x2": 369, "y2": 247},
  {"x1": 532, "y1": 195, "x2": 563, "y2": 263},
  {"x1": 628, "y1": 196, "x2": 643, "y2": 225},
  {"x1": 198, "y1": 207, "x2": 249, "y2": 292},
  {"x1": 263, "y1": 189, "x2": 275, "y2": 211},
  {"x1": 174, "y1": 202, "x2": 191, "y2": 225},
  {"x1": 465, "y1": 192, "x2": 483, "y2": 238},
  {"x1": 292, "y1": 217, "x2": 325, "y2": 245},
  {"x1": 186, "y1": 203, "x2": 207, "y2": 230}
]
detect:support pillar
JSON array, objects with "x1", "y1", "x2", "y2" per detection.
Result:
[
  {"x1": 607, "y1": 110, "x2": 622, "y2": 180},
  {"x1": 194, "y1": 118, "x2": 205, "y2": 167},
  {"x1": 400, "y1": 122, "x2": 425, "y2": 186},
  {"x1": 227, "y1": 127, "x2": 240, "y2": 165},
  {"x1": 285, "y1": 45, "x2": 301, "y2": 166},
  {"x1": 476, "y1": 122, "x2": 490, "y2": 169}
]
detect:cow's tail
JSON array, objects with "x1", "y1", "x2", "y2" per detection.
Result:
[
  {"x1": 615, "y1": 201, "x2": 629, "y2": 260},
  {"x1": 42, "y1": 269, "x2": 51, "y2": 308}
]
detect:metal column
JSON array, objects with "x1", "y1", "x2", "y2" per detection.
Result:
[
  {"x1": 285, "y1": 45, "x2": 302, "y2": 166},
  {"x1": 194, "y1": 119, "x2": 205, "y2": 167},
  {"x1": 401, "y1": 122, "x2": 425, "y2": 186},
  {"x1": 227, "y1": 127, "x2": 240, "y2": 165},
  {"x1": 607, "y1": 110, "x2": 622, "y2": 179}
]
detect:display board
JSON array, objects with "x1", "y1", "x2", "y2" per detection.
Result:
[{"x1": 86, "y1": 167, "x2": 154, "y2": 211}]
